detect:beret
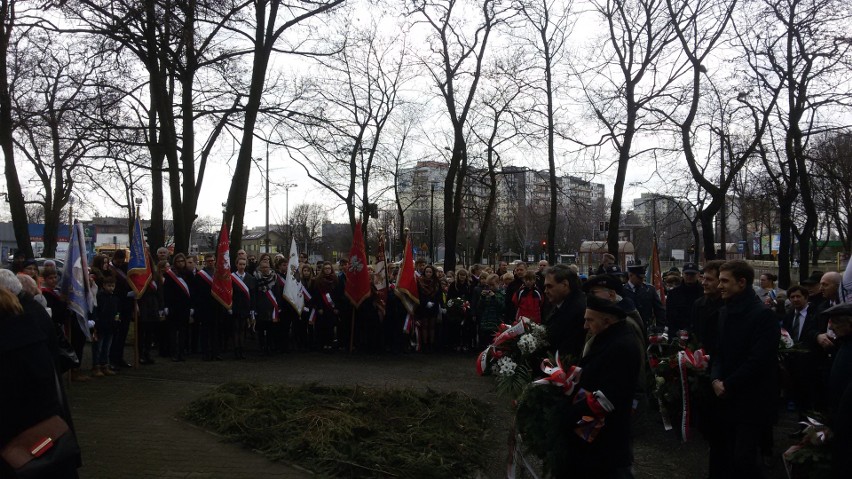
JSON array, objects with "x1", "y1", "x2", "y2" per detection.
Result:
[{"x1": 585, "y1": 294, "x2": 627, "y2": 319}]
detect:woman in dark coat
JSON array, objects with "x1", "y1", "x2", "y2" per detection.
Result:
[
  {"x1": 447, "y1": 268, "x2": 474, "y2": 351},
  {"x1": 0, "y1": 284, "x2": 80, "y2": 478},
  {"x1": 163, "y1": 253, "x2": 193, "y2": 362},
  {"x1": 314, "y1": 262, "x2": 339, "y2": 350},
  {"x1": 417, "y1": 265, "x2": 442, "y2": 352},
  {"x1": 253, "y1": 258, "x2": 280, "y2": 356}
]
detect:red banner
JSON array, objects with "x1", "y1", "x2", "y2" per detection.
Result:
[
  {"x1": 394, "y1": 234, "x2": 420, "y2": 315},
  {"x1": 211, "y1": 220, "x2": 233, "y2": 310},
  {"x1": 344, "y1": 221, "x2": 372, "y2": 308}
]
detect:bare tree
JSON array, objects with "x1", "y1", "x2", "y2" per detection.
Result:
[
  {"x1": 11, "y1": 32, "x2": 120, "y2": 257},
  {"x1": 409, "y1": 0, "x2": 503, "y2": 271},
  {"x1": 737, "y1": 0, "x2": 852, "y2": 284},
  {"x1": 571, "y1": 0, "x2": 683, "y2": 259},
  {"x1": 1, "y1": 0, "x2": 37, "y2": 257},
  {"x1": 513, "y1": 0, "x2": 573, "y2": 263},
  {"x1": 663, "y1": 0, "x2": 779, "y2": 262},
  {"x1": 282, "y1": 22, "x2": 408, "y2": 244}
]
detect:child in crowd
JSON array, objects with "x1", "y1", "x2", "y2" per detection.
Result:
[
  {"x1": 477, "y1": 274, "x2": 505, "y2": 347},
  {"x1": 513, "y1": 270, "x2": 543, "y2": 323},
  {"x1": 92, "y1": 273, "x2": 118, "y2": 377},
  {"x1": 501, "y1": 272, "x2": 514, "y2": 290}
]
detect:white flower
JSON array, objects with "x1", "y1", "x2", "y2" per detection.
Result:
[
  {"x1": 497, "y1": 356, "x2": 518, "y2": 377},
  {"x1": 517, "y1": 334, "x2": 538, "y2": 355}
]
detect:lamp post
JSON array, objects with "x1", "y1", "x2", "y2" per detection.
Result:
[
  {"x1": 429, "y1": 182, "x2": 435, "y2": 264},
  {"x1": 255, "y1": 155, "x2": 270, "y2": 254},
  {"x1": 281, "y1": 183, "x2": 297, "y2": 243}
]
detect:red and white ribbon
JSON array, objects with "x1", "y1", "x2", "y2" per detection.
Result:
[
  {"x1": 532, "y1": 353, "x2": 582, "y2": 396},
  {"x1": 491, "y1": 320, "x2": 526, "y2": 347}
]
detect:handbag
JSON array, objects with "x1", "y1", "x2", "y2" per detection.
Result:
[{"x1": 0, "y1": 415, "x2": 80, "y2": 479}]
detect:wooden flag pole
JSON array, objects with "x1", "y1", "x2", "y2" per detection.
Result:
[{"x1": 349, "y1": 308, "x2": 356, "y2": 353}]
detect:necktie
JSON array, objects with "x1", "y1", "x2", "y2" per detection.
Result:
[{"x1": 792, "y1": 311, "x2": 801, "y2": 342}]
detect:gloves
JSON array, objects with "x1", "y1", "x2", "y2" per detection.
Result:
[
  {"x1": 228, "y1": 309, "x2": 233, "y2": 315},
  {"x1": 126, "y1": 291, "x2": 136, "y2": 298},
  {"x1": 250, "y1": 311, "x2": 257, "y2": 320},
  {"x1": 190, "y1": 308, "x2": 195, "y2": 316},
  {"x1": 427, "y1": 301, "x2": 435, "y2": 308},
  {"x1": 87, "y1": 320, "x2": 96, "y2": 329},
  {"x1": 164, "y1": 307, "x2": 170, "y2": 316}
]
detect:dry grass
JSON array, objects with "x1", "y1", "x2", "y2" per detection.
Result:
[{"x1": 181, "y1": 382, "x2": 491, "y2": 478}]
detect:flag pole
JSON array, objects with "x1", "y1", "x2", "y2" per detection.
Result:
[
  {"x1": 133, "y1": 199, "x2": 142, "y2": 368},
  {"x1": 349, "y1": 220, "x2": 356, "y2": 353},
  {"x1": 67, "y1": 199, "x2": 74, "y2": 387}
]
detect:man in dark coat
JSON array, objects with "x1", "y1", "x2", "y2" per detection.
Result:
[
  {"x1": 692, "y1": 260, "x2": 725, "y2": 355},
  {"x1": 781, "y1": 285, "x2": 820, "y2": 416},
  {"x1": 551, "y1": 295, "x2": 641, "y2": 478},
  {"x1": 543, "y1": 264, "x2": 587, "y2": 361},
  {"x1": 623, "y1": 264, "x2": 665, "y2": 332},
  {"x1": 666, "y1": 262, "x2": 703, "y2": 332},
  {"x1": 820, "y1": 303, "x2": 852, "y2": 478},
  {"x1": 708, "y1": 260, "x2": 779, "y2": 478},
  {"x1": 108, "y1": 249, "x2": 134, "y2": 369}
]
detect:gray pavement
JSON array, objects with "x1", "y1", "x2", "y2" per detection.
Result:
[{"x1": 66, "y1": 348, "x2": 499, "y2": 478}]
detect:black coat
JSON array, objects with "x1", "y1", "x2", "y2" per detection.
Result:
[
  {"x1": 163, "y1": 269, "x2": 192, "y2": 323},
  {"x1": 666, "y1": 282, "x2": 703, "y2": 331},
  {"x1": 544, "y1": 290, "x2": 587, "y2": 362},
  {"x1": 0, "y1": 309, "x2": 80, "y2": 478},
  {"x1": 691, "y1": 295, "x2": 722, "y2": 355},
  {"x1": 709, "y1": 288, "x2": 780, "y2": 425},
  {"x1": 231, "y1": 271, "x2": 256, "y2": 318},
  {"x1": 553, "y1": 320, "x2": 642, "y2": 476},
  {"x1": 622, "y1": 281, "x2": 665, "y2": 330}
]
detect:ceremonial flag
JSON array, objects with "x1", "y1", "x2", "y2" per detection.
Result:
[
  {"x1": 394, "y1": 234, "x2": 420, "y2": 315},
  {"x1": 373, "y1": 232, "x2": 388, "y2": 314},
  {"x1": 282, "y1": 238, "x2": 304, "y2": 314},
  {"x1": 344, "y1": 221, "x2": 371, "y2": 308},
  {"x1": 211, "y1": 220, "x2": 233, "y2": 310},
  {"x1": 60, "y1": 222, "x2": 95, "y2": 339},
  {"x1": 127, "y1": 216, "x2": 153, "y2": 296},
  {"x1": 650, "y1": 233, "x2": 666, "y2": 306}
]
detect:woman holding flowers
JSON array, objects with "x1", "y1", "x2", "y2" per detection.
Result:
[{"x1": 447, "y1": 268, "x2": 474, "y2": 351}]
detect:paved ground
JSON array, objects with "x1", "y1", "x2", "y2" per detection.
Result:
[{"x1": 66, "y1": 345, "x2": 798, "y2": 478}]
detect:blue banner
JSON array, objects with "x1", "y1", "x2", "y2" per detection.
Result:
[{"x1": 60, "y1": 223, "x2": 94, "y2": 339}]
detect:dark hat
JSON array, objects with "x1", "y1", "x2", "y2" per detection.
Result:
[
  {"x1": 627, "y1": 264, "x2": 646, "y2": 275},
  {"x1": 583, "y1": 274, "x2": 624, "y2": 294},
  {"x1": 667, "y1": 266, "x2": 680, "y2": 274},
  {"x1": 585, "y1": 294, "x2": 627, "y2": 319},
  {"x1": 682, "y1": 263, "x2": 699, "y2": 273},
  {"x1": 821, "y1": 302, "x2": 852, "y2": 318},
  {"x1": 800, "y1": 271, "x2": 824, "y2": 286},
  {"x1": 605, "y1": 264, "x2": 625, "y2": 276}
]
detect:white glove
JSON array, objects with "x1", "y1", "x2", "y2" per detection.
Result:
[
  {"x1": 126, "y1": 291, "x2": 136, "y2": 298},
  {"x1": 164, "y1": 307, "x2": 170, "y2": 316},
  {"x1": 228, "y1": 309, "x2": 233, "y2": 315},
  {"x1": 158, "y1": 310, "x2": 164, "y2": 317},
  {"x1": 427, "y1": 301, "x2": 434, "y2": 308},
  {"x1": 250, "y1": 310, "x2": 256, "y2": 320},
  {"x1": 190, "y1": 308, "x2": 195, "y2": 316},
  {"x1": 87, "y1": 320, "x2": 96, "y2": 329}
]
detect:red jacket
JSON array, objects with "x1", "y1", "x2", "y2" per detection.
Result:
[{"x1": 513, "y1": 287, "x2": 542, "y2": 323}]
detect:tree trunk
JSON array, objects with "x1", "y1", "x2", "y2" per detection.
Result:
[
  {"x1": 0, "y1": 0, "x2": 34, "y2": 258},
  {"x1": 777, "y1": 196, "x2": 794, "y2": 289}
]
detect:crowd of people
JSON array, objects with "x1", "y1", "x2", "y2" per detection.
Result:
[{"x1": 3, "y1": 246, "x2": 852, "y2": 478}]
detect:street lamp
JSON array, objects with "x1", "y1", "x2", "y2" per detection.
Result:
[
  {"x1": 429, "y1": 182, "x2": 435, "y2": 264},
  {"x1": 281, "y1": 183, "x2": 297, "y2": 242},
  {"x1": 254, "y1": 155, "x2": 270, "y2": 254}
]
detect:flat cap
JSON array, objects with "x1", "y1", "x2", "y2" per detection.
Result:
[
  {"x1": 627, "y1": 264, "x2": 646, "y2": 275},
  {"x1": 585, "y1": 294, "x2": 627, "y2": 319},
  {"x1": 822, "y1": 302, "x2": 852, "y2": 318},
  {"x1": 583, "y1": 274, "x2": 624, "y2": 294},
  {"x1": 682, "y1": 263, "x2": 700, "y2": 273},
  {"x1": 800, "y1": 271, "x2": 824, "y2": 286}
]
